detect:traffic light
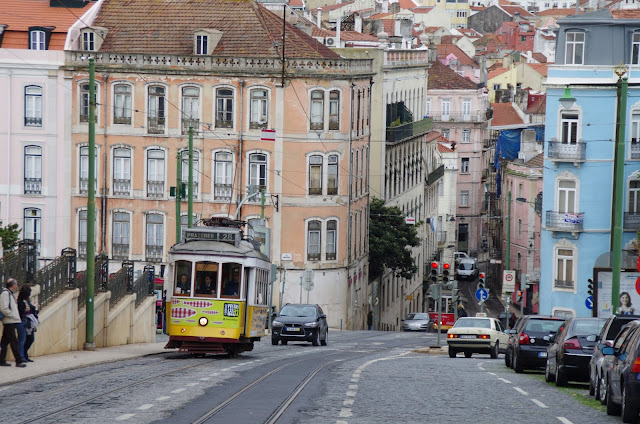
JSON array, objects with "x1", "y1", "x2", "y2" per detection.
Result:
[
  {"x1": 478, "y1": 272, "x2": 485, "y2": 289},
  {"x1": 442, "y1": 262, "x2": 450, "y2": 283},
  {"x1": 517, "y1": 290, "x2": 523, "y2": 302},
  {"x1": 587, "y1": 278, "x2": 594, "y2": 296},
  {"x1": 430, "y1": 261, "x2": 439, "y2": 284}
]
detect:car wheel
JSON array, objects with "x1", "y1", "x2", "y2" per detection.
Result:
[
  {"x1": 505, "y1": 348, "x2": 512, "y2": 368},
  {"x1": 545, "y1": 360, "x2": 555, "y2": 383},
  {"x1": 271, "y1": 338, "x2": 278, "y2": 346},
  {"x1": 312, "y1": 331, "x2": 320, "y2": 346},
  {"x1": 555, "y1": 359, "x2": 568, "y2": 387},
  {"x1": 600, "y1": 374, "x2": 609, "y2": 405},
  {"x1": 513, "y1": 353, "x2": 523, "y2": 373},
  {"x1": 449, "y1": 348, "x2": 457, "y2": 358},
  {"x1": 281, "y1": 340, "x2": 288, "y2": 345},
  {"x1": 321, "y1": 329, "x2": 328, "y2": 346},
  {"x1": 464, "y1": 351, "x2": 472, "y2": 358},
  {"x1": 621, "y1": 384, "x2": 638, "y2": 423},
  {"x1": 606, "y1": 380, "x2": 622, "y2": 416},
  {"x1": 490, "y1": 341, "x2": 499, "y2": 359},
  {"x1": 594, "y1": 372, "x2": 601, "y2": 401}
]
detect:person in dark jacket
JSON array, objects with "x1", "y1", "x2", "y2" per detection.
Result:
[
  {"x1": 17, "y1": 285, "x2": 38, "y2": 362},
  {"x1": 457, "y1": 304, "x2": 468, "y2": 318},
  {"x1": 0, "y1": 278, "x2": 26, "y2": 367}
]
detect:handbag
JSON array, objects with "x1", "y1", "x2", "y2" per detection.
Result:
[{"x1": 27, "y1": 314, "x2": 39, "y2": 333}]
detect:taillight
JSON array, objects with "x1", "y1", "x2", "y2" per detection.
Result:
[
  {"x1": 563, "y1": 338, "x2": 581, "y2": 350},
  {"x1": 631, "y1": 358, "x2": 640, "y2": 373},
  {"x1": 479, "y1": 334, "x2": 490, "y2": 339},
  {"x1": 448, "y1": 334, "x2": 456, "y2": 339},
  {"x1": 519, "y1": 332, "x2": 530, "y2": 345}
]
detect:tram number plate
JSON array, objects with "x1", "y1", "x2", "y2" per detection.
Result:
[{"x1": 224, "y1": 303, "x2": 240, "y2": 317}]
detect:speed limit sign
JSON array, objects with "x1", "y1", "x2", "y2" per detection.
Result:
[{"x1": 503, "y1": 270, "x2": 516, "y2": 293}]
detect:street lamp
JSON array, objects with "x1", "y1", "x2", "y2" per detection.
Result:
[{"x1": 559, "y1": 85, "x2": 576, "y2": 109}]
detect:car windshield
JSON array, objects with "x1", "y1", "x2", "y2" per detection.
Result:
[
  {"x1": 524, "y1": 319, "x2": 563, "y2": 333},
  {"x1": 458, "y1": 263, "x2": 473, "y2": 270},
  {"x1": 279, "y1": 305, "x2": 316, "y2": 318},
  {"x1": 454, "y1": 318, "x2": 491, "y2": 329},
  {"x1": 570, "y1": 318, "x2": 605, "y2": 336},
  {"x1": 407, "y1": 313, "x2": 430, "y2": 320}
]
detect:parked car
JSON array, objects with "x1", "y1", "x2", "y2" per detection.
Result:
[
  {"x1": 456, "y1": 258, "x2": 479, "y2": 280},
  {"x1": 454, "y1": 251, "x2": 470, "y2": 265},
  {"x1": 600, "y1": 320, "x2": 640, "y2": 422},
  {"x1": 504, "y1": 316, "x2": 524, "y2": 368},
  {"x1": 401, "y1": 313, "x2": 433, "y2": 332},
  {"x1": 545, "y1": 317, "x2": 606, "y2": 386},
  {"x1": 271, "y1": 304, "x2": 328, "y2": 346},
  {"x1": 447, "y1": 316, "x2": 509, "y2": 359},
  {"x1": 509, "y1": 315, "x2": 565, "y2": 373},
  {"x1": 589, "y1": 314, "x2": 640, "y2": 401}
]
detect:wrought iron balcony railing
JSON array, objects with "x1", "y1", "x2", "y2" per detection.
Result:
[
  {"x1": 630, "y1": 142, "x2": 640, "y2": 160},
  {"x1": 545, "y1": 210, "x2": 584, "y2": 233},
  {"x1": 554, "y1": 279, "x2": 575, "y2": 290},
  {"x1": 427, "y1": 111, "x2": 486, "y2": 123},
  {"x1": 386, "y1": 117, "x2": 433, "y2": 143},
  {"x1": 112, "y1": 243, "x2": 129, "y2": 260},
  {"x1": 182, "y1": 119, "x2": 200, "y2": 135},
  {"x1": 624, "y1": 212, "x2": 640, "y2": 230},
  {"x1": 147, "y1": 117, "x2": 165, "y2": 134},
  {"x1": 147, "y1": 180, "x2": 164, "y2": 198},
  {"x1": 24, "y1": 178, "x2": 42, "y2": 195},
  {"x1": 547, "y1": 141, "x2": 586, "y2": 163},
  {"x1": 113, "y1": 179, "x2": 131, "y2": 196},
  {"x1": 214, "y1": 183, "x2": 233, "y2": 201},
  {"x1": 145, "y1": 245, "x2": 163, "y2": 262},
  {"x1": 24, "y1": 117, "x2": 43, "y2": 127}
]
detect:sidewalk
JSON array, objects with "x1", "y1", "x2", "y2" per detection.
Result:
[{"x1": 0, "y1": 336, "x2": 168, "y2": 386}]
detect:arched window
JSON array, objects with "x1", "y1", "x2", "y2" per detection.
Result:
[
  {"x1": 310, "y1": 90, "x2": 324, "y2": 130},
  {"x1": 24, "y1": 86, "x2": 43, "y2": 127},
  {"x1": 113, "y1": 84, "x2": 132, "y2": 124},
  {"x1": 214, "y1": 151, "x2": 233, "y2": 200},
  {"x1": 146, "y1": 213, "x2": 164, "y2": 262},
  {"x1": 24, "y1": 146, "x2": 42, "y2": 195},
  {"x1": 148, "y1": 85, "x2": 166, "y2": 134},
  {"x1": 182, "y1": 86, "x2": 200, "y2": 134},
  {"x1": 113, "y1": 147, "x2": 131, "y2": 196},
  {"x1": 24, "y1": 208, "x2": 42, "y2": 252},
  {"x1": 307, "y1": 221, "x2": 321, "y2": 261}
]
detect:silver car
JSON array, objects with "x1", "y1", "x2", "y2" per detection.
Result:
[{"x1": 402, "y1": 313, "x2": 432, "y2": 332}]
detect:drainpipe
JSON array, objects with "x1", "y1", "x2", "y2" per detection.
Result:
[
  {"x1": 6, "y1": 71, "x2": 11, "y2": 227},
  {"x1": 101, "y1": 73, "x2": 109, "y2": 253},
  {"x1": 237, "y1": 80, "x2": 245, "y2": 220},
  {"x1": 348, "y1": 82, "x2": 354, "y2": 328}
]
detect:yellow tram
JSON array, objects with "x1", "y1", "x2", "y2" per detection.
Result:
[{"x1": 164, "y1": 218, "x2": 271, "y2": 356}]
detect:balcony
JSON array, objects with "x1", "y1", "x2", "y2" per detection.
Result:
[
  {"x1": 114, "y1": 115, "x2": 131, "y2": 125},
  {"x1": 147, "y1": 117, "x2": 165, "y2": 134},
  {"x1": 437, "y1": 231, "x2": 447, "y2": 245},
  {"x1": 79, "y1": 177, "x2": 88, "y2": 195},
  {"x1": 630, "y1": 142, "x2": 640, "y2": 160},
  {"x1": 384, "y1": 50, "x2": 429, "y2": 67},
  {"x1": 113, "y1": 179, "x2": 131, "y2": 196},
  {"x1": 546, "y1": 210, "x2": 584, "y2": 238},
  {"x1": 554, "y1": 279, "x2": 575, "y2": 290},
  {"x1": 214, "y1": 183, "x2": 233, "y2": 201},
  {"x1": 147, "y1": 180, "x2": 164, "y2": 198},
  {"x1": 547, "y1": 140, "x2": 586, "y2": 166},
  {"x1": 112, "y1": 243, "x2": 129, "y2": 260},
  {"x1": 78, "y1": 242, "x2": 87, "y2": 259},
  {"x1": 246, "y1": 184, "x2": 266, "y2": 202},
  {"x1": 24, "y1": 178, "x2": 42, "y2": 195},
  {"x1": 145, "y1": 245, "x2": 163, "y2": 262},
  {"x1": 624, "y1": 212, "x2": 640, "y2": 230},
  {"x1": 24, "y1": 116, "x2": 42, "y2": 127},
  {"x1": 427, "y1": 111, "x2": 486, "y2": 123},
  {"x1": 386, "y1": 117, "x2": 433, "y2": 143},
  {"x1": 182, "y1": 118, "x2": 200, "y2": 135}
]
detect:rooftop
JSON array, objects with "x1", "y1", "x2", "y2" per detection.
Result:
[
  {"x1": 428, "y1": 60, "x2": 477, "y2": 90},
  {"x1": 490, "y1": 102, "x2": 525, "y2": 127}
]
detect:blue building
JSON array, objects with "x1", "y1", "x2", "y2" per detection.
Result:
[{"x1": 541, "y1": 9, "x2": 640, "y2": 318}]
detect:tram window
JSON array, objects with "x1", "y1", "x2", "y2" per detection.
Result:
[
  {"x1": 195, "y1": 261, "x2": 218, "y2": 298},
  {"x1": 174, "y1": 260, "x2": 192, "y2": 295},
  {"x1": 255, "y1": 268, "x2": 268, "y2": 305},
  {"x1": 221, "y1": 263, "x2": 241, "y2": 298}
]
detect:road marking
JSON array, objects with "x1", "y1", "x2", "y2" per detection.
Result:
[
  {"x1": 346, "y1": 390, "x2": 357, "y2": 397},
  {"x1": 138, "y1": 404, "x2": 154, "y2": 410},
  {"x1": 171, "y1": 388, "x2": 187, "y2": 394},
  {"x1": 514, "y1": 387, "x2": 528, "y2": 395},
  {"x1": 155, "y1": 396, "x2": 170, "y2": 401},
  {"x1": 351, "y1": 378, "x2": 359, "y2": 383},
  {"x1": 339, "y1": 408, "x2": 353, "y2": 417},
  {"x1": 187, "y1": 382, "x2": 199, "y2": 387},
  {"x1": 348, "y1": 384, "x2": 358, "y2": 390},
  {"x1": 531, "y1": 399, "x2": 548, "y2": 408},
  {"x1": 336, "y1": 421, "x2": 348, "y2": 424},
  {"x1": 557, "y1": 418, "x2": 574, "y2": 424},
  {"x1": 116, "y1": 414, "x2": 135, "y2": 421},
  {"x1": 498, "y1": 378, "x2": 511, "y2": 384},
  {"x1": 200, "y1": 377, "x2": 210, "y2": 381},
  {"x1": 478, "y1": 367, "x2": 486, "y2": 371},
  {"x1": 487, "y1": 372, "x2": 496, "y2": 375},
  {"x1": 343, "y1": 399, "x2": 354, "y2": 406}
]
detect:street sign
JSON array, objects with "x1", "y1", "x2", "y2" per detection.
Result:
[
  {"x1": 261, "y1": 129, "x2": 276, "y2": 141},
  {"x1": 405, "y1": 216, "x2": 415, "y2": 225},
  {"x1": 475, "y1": 288, "x2": 489, "y2": 302},
  {"x1": 503, "y1": 270, "x2": 516, "y2": 293},
  {"x1": 585, "y1": 296, "x2": 594, "y2": 310}
]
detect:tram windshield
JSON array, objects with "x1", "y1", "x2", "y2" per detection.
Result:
[
  {"x1": 221, "y1": 263, "x2": 242, "y2": 298},
  {"x1": 174, "y1": 260, "x2": 192, "y2": 295},
  {"x1": 195, "y1": 262, "x2": 218, "y2": 298}
]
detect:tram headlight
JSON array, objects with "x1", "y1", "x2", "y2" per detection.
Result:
[
  {"x1": 199, "y1": 317, "x2": 208, "y2": 326},
  {"x1": 303, "y1": 321, "x2": 318, "y2": 328},
  {"x1": 272, "y1": 320, "x2": 284, "y2": 327}
]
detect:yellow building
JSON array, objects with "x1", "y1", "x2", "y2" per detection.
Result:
[{"x1": 487, "y1": 56, "x2": 547, "y2": 102}]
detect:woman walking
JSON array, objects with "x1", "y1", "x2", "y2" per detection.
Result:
[{"x1": 17, "y1": 285, "x2": 38, "y2": 362}]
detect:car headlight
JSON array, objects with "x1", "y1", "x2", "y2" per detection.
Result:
[
  {"x1": 304, "y1": 321, "x2": 318, "y2": 328},
  {"x1": 272, "y1": 320, "x2": 284, "y2": 327}
]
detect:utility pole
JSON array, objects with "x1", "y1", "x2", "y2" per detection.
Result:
[
  {"x1": 188, "y1": 127, "x2": 194, "y2": 228},
  {"x1": 506, "y1": 190, "x2": 511, "y2": 270},
  {"x1": 176, "y1": 152, "x2": 181, "y2": 243},
  {"x1": 84, "y1": 57, "x2": 96, "y2": 351}
]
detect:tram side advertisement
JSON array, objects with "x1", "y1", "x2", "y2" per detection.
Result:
[{"x1": 170, "y1": 298, "x2": 242, "y2": 330}]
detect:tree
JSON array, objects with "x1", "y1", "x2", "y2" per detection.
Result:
[
  {"x1": 0, "y1": 221, "x2": 21, "y2": 252},
  {"x1": 368, "y1": 197, "x2": 420, "y2": 281}
]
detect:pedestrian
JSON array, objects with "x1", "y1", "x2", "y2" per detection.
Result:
[
  {"x1": 457, "y1": 304, "x2": 468, "y2": 318},
  {"x1": 367, "y1": 310, "x2": 373, "y2": 330},
  {"x1": 509, "y1": 312, "x2": 517, "y2": 329},
  {"x1": 17, "y1": 285, "x2": 38, "y2": 362},
  {"x1": 0, "y1": 278, "x2": 27, "y2": 367}
]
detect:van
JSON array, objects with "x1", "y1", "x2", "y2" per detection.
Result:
[{"x1": 456, "y1": 258, "x2": 478, "y2": 280}]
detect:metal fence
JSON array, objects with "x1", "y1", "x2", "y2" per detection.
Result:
[
  {"x1": 0, "y1": 239, "x2": 37, "y2": 286},
  {"x1": 76, "y1": 254, "x2": 109, "y2": 310},
  {"x1": 108, "y1": 261, "x2": 133, "y2": 309},
  {"x1": 35, "y1": 248, "x2": 77, "y2": 309},
  {"x1": 133, "y1": 265, "x2": 155, "y2": 308}
]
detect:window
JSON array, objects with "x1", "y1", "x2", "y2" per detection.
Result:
[
  {"x1": 518, "y1": 218, "x2": 522, "y2": 237},
  {"x1": 112, "y1": 212, "x2": 130, "y2": 260},
  {"x1": 196, "y1": 35, "x2": 208, "y2": 55},
  {"x1": 214, "y1": 151, "x2": 233, "y2": 200},
  {"x1": 426, "y1": 98, "x2": 431, "y2": 117},
  {"x1": 518, "y1": 183, "x2": 523, "y2": 198},
  {"x1": 147, "y1": 149, "x2": 165, "y2": 198},
  {"x1": 113, "y1": 84, "x2": 132, "y2": 125},
  {"x1": 441, "y1": 129, "x2": 450, "y2": 139},
  {"x1": 493, "y1": 84, "x2": 501, "y2": 91},
  {"x1": 24, "y1": 86, "x2": 43, "y2": 127},
  {"x1": 30, "y1": 30, "x2": 46, "y2": 50},
  {"x1": 79, "y1": 146, "x2": 97, "y2": 195},
  {"x1": 558, "y1": 180, "x2": 576, "y2": 213},
  {"x1": 457, "y1": 10, "x2": 467, "y2": 17},
  {"x1": 462, "y1": 129, "x2": 471, "y2": 143},
  {"x1": 561, "y1": 111, "x2": 578, "y2": 144},
  {"x1": 309, "y1": 155, "x2": 323, "y2": 195},
  {"x1": 441, "y1": 99, "x2": 450, "y2": 120},
  {"x1": 148, "y1": 86, "x2": 166, "y2": 134},
  {"x1": 250, "y1": 89, "x2": 268, "y2": 129},
  {"x1": 307, "y1": 221, "x2": 321, "y2": 261},
  {"x1": 249, "y1": 153, "x2": 267, "y2": 193},
  {"x1": 83, "y1": 31, "x2": 95, "y2": 51},
  {"x1": 79, "y1": 210, "x2": 87, "y2": 259},
  {"x1": 182, "y1": 86, "x2": 200, "y2": 135},
  {"x1": 329, "y1": 90, "x2": 340, "y2": 130},
  {"x1": 146, "y1": 214, "x2": 163, "y2": 262},
  {"x1": 180, "y1": 150, "x2": 199, "y2": 198},
  {"x1": 80, "y1": 83, "x2": 97, "y2": 123},
  {"x1": 215, "y1": 88, "x2": 233, "y2": 128},
  {"x1": 24, "y1": 146, "x2": 42, "y2": 195},
  {"x1": 23, "y1": 208, "x2": 41, "y2": 252},
  {"x1": 462, "y1": 99, "x2": 471, "y2": 119},
  {"x1": 460, "y1": 190, "x2": 469, "y2": 207},
  {"x1": 461, "y1": 158, "x2": 470, "y2": 173},
  {"x1": 632, "y1": 112, "x2": 640, "y2": 144},
  {"x1": 629, "y1": 180, "x2": 640, "y2": 213},
  {"x1": 326, "y1": 220, "x2": 337, "y2": 260},
  {"x1": 633, "y1": 33, "x2": 640, "y2": 65},
  {"x1": 565, "y1": 32, "x2": 584, "y2": 65},
  {"x1": 113, "y1": 148, "x2": 131, "y2": 196},
  {"x1": 555, "y1": 248, "x2": 574, "y2": 289},
  {"x1": 328, "y1": 154, "x2": 338, "y2": 195},
  {"x1": 310, "y1": 90, "x2": 324, "y2": 130}
]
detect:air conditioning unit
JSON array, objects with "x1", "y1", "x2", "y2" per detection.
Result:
[{"x1": 325, "y1": 37, "x2": 337, "y2": 46}]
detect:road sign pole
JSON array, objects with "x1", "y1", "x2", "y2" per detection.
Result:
[{"x1": 437, "y1": 289, "x2": 441, "y2": 346}]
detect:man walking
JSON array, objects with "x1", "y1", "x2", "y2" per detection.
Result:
[{"x1": 0, "y1": 278, "x2": 27, "y2": 367}]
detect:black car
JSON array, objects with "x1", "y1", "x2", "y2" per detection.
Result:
[
  {"x1": 589, "y1": 314, "x2": 640, "y2": 402},
  {"x1": 510, "y1": 315, "x2": 565, "y2": 373},
  {"x1": 600, "y1": 320, "x2": 640, "y2": 422},
  {"x1": 545, "y1": 317, "x2": 606, "y2": 386},
  {"x1": 271, "y1": 303, "x2": 328, "y2": 346}
]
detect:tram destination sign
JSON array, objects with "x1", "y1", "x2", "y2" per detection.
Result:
[{"x1": 183, "y1": 227, "x2": 240, "y2": 246}]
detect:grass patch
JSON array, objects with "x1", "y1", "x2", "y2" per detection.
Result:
[{"x1": 524, "y1": 371, "x2": 606, "y2": 412}]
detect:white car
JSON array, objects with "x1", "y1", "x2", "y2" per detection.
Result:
[{"x1": 447, "y1": 316, "x2": 510, "y2": 359}]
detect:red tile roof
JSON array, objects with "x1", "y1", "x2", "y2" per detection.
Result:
[
  {"x1": 316, "y1": 2, "x2": 355, "y2": 11},
  {"x1": 0, "y1": 0, "x2": 93, "y2": 32},
  {"x1": 490, "y1": 103, "x2": 524, "y2": 126},
  {"x1": 532, "y1": 52, "x2": 547, "y2": 63},
  {"x1": 536, "y1": 8, "x2": 578, "y2": 16},
  {"x1": 428, "y1": 60, "x2": 478, "y2": 90},
  {"x1": 92, "y1": 0, "x2": 340, "y2": 58},
  {"x1": 411, "y1": 6, "x2": 435, "y2": 14},
  {"x1": 436, "y1": 44, "x2": 478, "y2": 67},
  {"x1": 527, "y1": 94, "x2": 546, "y2": 115},
  {"x1": 611, "y1": 10, "x2": 640, "y2": 18},
  {"x1": 398, "y1": 0, "x2": 420, "y2": 9},
  {"x1": 528, "y1": 63, "x2": 547, "y2": 77},
  {"x1": 500, "y1": 5, "x2": 533, "y2": 18},
  {"x1": 437, "y1": 141, "x2": 454, "y2": 152},
  {"x1": 382, "y1": 19, "x2": 395, "y2": 34},
  {"x1": 289, "y1": 0, "x2": 305, "y2": 7},
  {"x1": 312, "y1": 27, "x2": 379, "y2": 41},
  {"x1": 487, "y1": 66, "x2": 509, "y2": 79},
  {"x1": 369, "y1": 12, "x2": 394, "y2": 19}
]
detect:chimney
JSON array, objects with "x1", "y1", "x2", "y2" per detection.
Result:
[
  {"x1": 316, "y1": 10, "x2": 321, "y2": 27},
  {"x1": 502, "y1": 53, "x2": 512, "y2": 68},
  {"x1": 382, "y1": 0, "x2": 389, "y2": 13},
  {"x1": 355, "y1": 14, "x2": 362, "y2": 33}
]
